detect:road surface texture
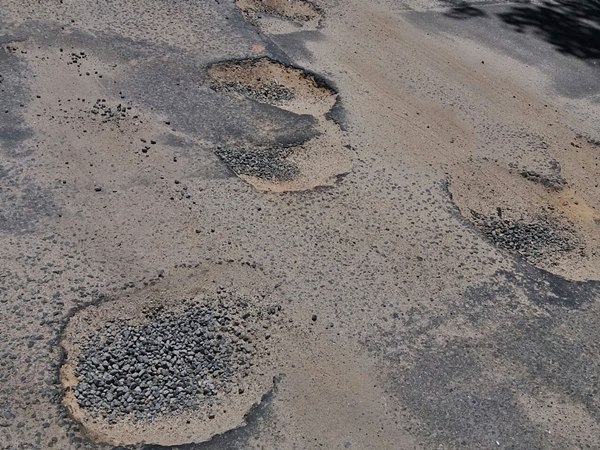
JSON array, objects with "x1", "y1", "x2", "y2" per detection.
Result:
[{"x1": 0, "y1": 0, "x2": 599, "y2": 449}]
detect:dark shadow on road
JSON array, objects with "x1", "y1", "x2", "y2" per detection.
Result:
[
  {"x1": 443, "y1": 1, "x2": 488, "y2": 19},
  {"x1": 498, "y1": 0, "x2": 600, "y2": 60},
  {"x1": 443, "y1": 0, "x2": 600, "y2": 62}
]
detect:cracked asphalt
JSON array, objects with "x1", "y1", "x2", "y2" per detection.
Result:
[{"x1": 0, "y1": 0, "x2": 599, "y2": 449}]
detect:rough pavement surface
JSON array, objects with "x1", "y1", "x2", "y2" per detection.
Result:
[{"x1": 0, "y1": 0, "x2": 599, "y2": 449}]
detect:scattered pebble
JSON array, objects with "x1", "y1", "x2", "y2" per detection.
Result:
[
  {"x1": 90, "y1": 99, "x2": 128, "y2": 124},
  {"x1": 473, "y1": 213, "x2": 579, "y2": 262}
]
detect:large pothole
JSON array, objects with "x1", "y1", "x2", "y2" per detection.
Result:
[
  {"x1": 60, "y1": 265, "x2": 283, "y2": 446},
  {"x1": 208, "y1": 57, "x2": 352, "y2": 192}
]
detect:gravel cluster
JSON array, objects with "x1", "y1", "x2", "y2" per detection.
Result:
[
  {"x1": 73, "y1": 290, "x2": 281, "y2": 422},
  {"x1": 475, "y1": 214, "x2": 579, "y2": 261},
  {"x1": 519, "y1": 169, "x2": 567, "y2": 191},
  {"x1": 66, "y1": 51, "x2": 88, "y2": 66},
  {"x1": 216, "y1": 145, "x2": 300, "y2": 181},
  {"x1": 212, "y1": 81, "x2": 295, "y2": 105},
  {"x1": 91, "y1": 99, "x2": 129, "y2": 123}
]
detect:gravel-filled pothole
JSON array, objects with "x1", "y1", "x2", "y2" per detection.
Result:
[
  {"x1": 61, "y1": 265, "x2": 284, "y2": 446},
  {"x1": 472, "y1": 212, "x2": 581, "y2": 263},
  {"x1": 74, "y1": 291, "x2": 279, "y2": 421},
  {"x1": 449, "y1": 161, "x2": 600, "y2": 281},
  {"x1": 71, "y1": 288, "x2": 280, "y2": 423}
]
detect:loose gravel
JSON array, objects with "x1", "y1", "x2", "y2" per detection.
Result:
[
  {"x1": 211, "y1": 81, "x2": 295, "y2": 105},
  {"x1": 215, "y1": 145, "x2": 300, "y2": 181},
  {"x1": 91, "y1": 99, "x2": 129, "y2": 124},
  {"x1": 474, "y1": 213, "x2": 579, "y2": 262},
  {"x1": 72, "y1": 289, "x2": 281, "y2": 422}
]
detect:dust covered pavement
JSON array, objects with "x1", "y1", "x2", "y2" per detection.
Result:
[{"x1": 0, "y1": 0, "x2": 599, "y2": 449}]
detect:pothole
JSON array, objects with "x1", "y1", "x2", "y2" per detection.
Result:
[
  {"x1": 448, "y1": 159, "x2": 600, "y2": 281},
  {"x1": 236, "y1": 0, "x2": 322, "y2": 34},
  {"x1": 208, "y1": 57, "x2": 336, "y2": 117},
  {"x1": 208, "y1": 58, "x2": 352, "y2": 192},
  {"x1": 60, "y1": 265, "x2": 283, "y2": 446}
]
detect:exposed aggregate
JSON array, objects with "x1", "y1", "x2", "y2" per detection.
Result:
[
  {"x1": 212, "y1": 81, "x2": 295, "y2": 105},
  {"x1": 475, "y1": 214, "x2": 580, "y2": 262},
  {"x1": 72, "y1": 290, "x2": 281, "y2": 422},
  {"x1": 215, "y1": 145, "x2": 300, "y2": 181}
]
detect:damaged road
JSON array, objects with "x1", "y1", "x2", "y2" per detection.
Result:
[{"x1": 0, "y1": 0, "x2": 599, "y2": 449}]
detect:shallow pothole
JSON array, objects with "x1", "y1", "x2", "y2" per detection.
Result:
[
  {"x1": 447, "y1": 159, "x2": 599, "y2": 280},
  {"x1": 208, "y1": 57, "x2": 352, "y2": 191},
  {"x1": 208, "y1": 57, "x2": 336, "y2": 117},
  {"x1": 236, "y1": 0, "x2": 322, "y2": 33},
  {"x1": 61, "y1": 266, "x2": 283, "y2": 446}
]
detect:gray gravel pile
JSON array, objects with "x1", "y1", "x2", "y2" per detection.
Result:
[
  {"x1": 475, "y1": 214, "x2": 579, "y2": 261},
  {"x1": 215, "y1": 145, "x2": 300, "y2": 181},
  {"x1": 91, "y1": 99, "x2": 129, "y2": 123},
  {"x1": 73, "y1": 291, "x2": 281, "y2": 422},
  {"x1": 212, "y1": 81, "x2": 295, "y2": 105}
]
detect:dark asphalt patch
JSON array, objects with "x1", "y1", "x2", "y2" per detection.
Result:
[
  {"x1": 375, "y1": 267, "x2": 600, "y2": 449},
  {"x1": 0, "y1": 47, "x2": 34, "y2": 156},
  {"x1": 500, "y1": 261, "x2": 600, "y2": 309},
  {"x1": 0, "y1": 170, "x2": 56, "y2": 234},
  {"x1": 126, "y1": 62, "x2": 320, "y2": 152}
]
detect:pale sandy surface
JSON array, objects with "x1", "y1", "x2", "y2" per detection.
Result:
[{"x1": 0, "y1": 0, "x2": 599, "y2": 449}]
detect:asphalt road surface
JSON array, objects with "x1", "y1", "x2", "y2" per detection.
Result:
[{"x1": 0, "y1": 0, "x2": 599, "y2": 449}]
